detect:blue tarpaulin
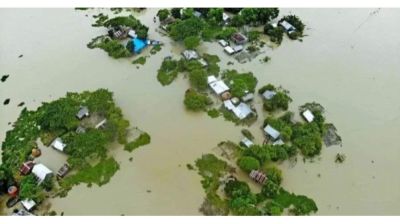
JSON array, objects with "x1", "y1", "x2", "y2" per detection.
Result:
[{"x1": 132, "y1": 38, "x2": 147, "y2": 54}]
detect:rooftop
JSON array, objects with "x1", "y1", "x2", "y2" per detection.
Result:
[
  {"x1": 209, "y1": 80, "x2": 230, "y2": 95},
  {"x1": 302, "y1": 109, "x2": 315, "y2": 123},
  {"x1": 51, "y1": 137, "x2": 66, "y2": 152},
  {"x1": 182, "y1": 50, "x2": 199, "y2": 60},
  {"x1": 262, "y1": 90, "x2": 277, "y2": 100},
  {"x1": 264, "y1": 125, "x2": 280, "y2": 139},
  {"x1": 132, "y1": 38, "x2": 148, "y2": 54},
  {"x1": 241, "y1": 137, "x2": 254, "y2": 148},
  {"x1": 232, "y1": 103, "x2": 252, "y2": 120},
  {"x1": 32, "y1": 163, "x2": 53, "y2": 182}
]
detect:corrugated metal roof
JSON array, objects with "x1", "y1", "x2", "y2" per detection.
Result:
[
  {"x1": 302, "y1": 109, "x2": 315, "y2": 123},
  {"x1": 262, "y1": 90, "x2": 277, "y2": 100},
  {"x1": 264, "y1": 125, "x2": 280, "y2": 139}
]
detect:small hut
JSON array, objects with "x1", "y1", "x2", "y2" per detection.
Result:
[
  {"x1": 31, "y1": 148, "x2": 41, "y2": 158},
  {"x1": 249, "y1": 170, "x2": 267, "y2": 184},
  {"x1": 76, "y1": 106, "x2": 90, "y2": 120},
  {"x1": 19, "y1": 161, "x2": 35, "y2": 175}
]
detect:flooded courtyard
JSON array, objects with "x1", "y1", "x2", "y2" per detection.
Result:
[{"x1": 1, "y1": 8, "x2": 400, "y2": 215}]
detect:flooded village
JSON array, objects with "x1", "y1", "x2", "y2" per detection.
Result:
[{"x1": 1, "y1": 8, "x2": 400, "y2": 215}]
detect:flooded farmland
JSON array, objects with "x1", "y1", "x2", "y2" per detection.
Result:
[{"x1": 1, "y1": 8, "x2": 400, "y2": 215}]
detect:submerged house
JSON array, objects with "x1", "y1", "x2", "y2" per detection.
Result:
[
  {"x1": 208, "y1": 76, "x2": 230, "y2": 95},
  {"x1": 232, "y1": 103, "x2": 252, "y2": 120},
  {"x1": 231, "y1": 33, "x2": 248, "y2": 45},
  {"x1": 76, "y1": 106, "x2": 89, "y2": 120},
  {"x1": 198, "y1": 58, "x2": 208, "y2": 67},
  {"x1": 182, "y1": 50, "x2": 199, "y2": 60},
  {"x1": 218, "y1": 39, "x2": 228, "y2": 47},
  {"x1": 232, "y1": 45, "x2": 244, "y2": 53},
  {"x1": 249, "y1": 170, "x2": 267, "y2": 184},
  {"x1": 108, "y1": 26, "x2": 128, "y2": 40},
  {"x1": 57, "y1": 164, "x2": 70, "y2": 179},
  {"x1": 222, "y1": 12, "x2": 231, "y2": 24},
  {"x1": 264, "y1": 125, "x2": 280, "y2": 140},
  {"x1": 129, "y1": 38, "x2": 148, "y2": 54},
  {"x1": 224, "y1": 46, "x2": 235, "y2": 55},
  {"x1": 241, "y1": 92, "x2": 254, "y2": 102},
  {"x1": 279, "y1": 20, "x2": 296, "y2": 34},
  {"x1": 128, "y1": 30, "x2": 137, "y2": 39},
  {"x1": 262, "y1": 90, "x2": 277, "y2": 100},
  {"x1": 240, "y1": 137, "x2": 254, "y2": 148},
  {"x1": 302, "y1": 109, "x2": 315, "y2": 123},
  {"x1": 51, "y1": 137, "x2": 66, "y2": 152},
  {"x1": 31, "y1": 164, "x2": 53, "y2": 184},
  {"x1": 21, "y1": 199, "x2": 36, "y2": 212}
]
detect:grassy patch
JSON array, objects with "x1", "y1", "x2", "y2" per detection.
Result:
[
  {"x1": 132, "y1": 56, "x2": 147, "y2": 65},
  {"x1": 60, "y1": 157, "x2": 120, "y2": 192},
  {"x1": 87, "y1": 36, "x2": 131, "y2": 59},
  {"x1": 157, "y1": 58, "x2": 179, "y2": 86},
  {"x1": 150, "y1": 45, "x2": 162, "y2": 55},
  {"x1": 124, "y1": 132, "x2": 151, "y2": 152}
]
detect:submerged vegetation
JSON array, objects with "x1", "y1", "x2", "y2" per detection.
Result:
[
  {"x1": 157, "y1": 58, "x2": 180, "y2": 86},
  {"x1": 87, "y1": 36, "x2": 131, "y2": 59},
  {"x1": 184, "y1": 89, "x2": 212, "y2": 111}
]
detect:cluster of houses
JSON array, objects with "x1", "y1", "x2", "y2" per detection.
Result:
[
  {"x1": 10, "y1": 106, "x2": 103, "y2": 213},
  {"x1": 218, "y1": 32, "x2": 248, "y2": 56},
  {"x1": 108, "y1": 25, "x2": 161, "y2": 54},
  {"x1": 206, "y1": 75, "x2": 256, "y2": 121}
]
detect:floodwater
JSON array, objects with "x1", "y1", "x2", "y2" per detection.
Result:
[{"x1": 1, "y1": 8, "x2": 400, "y2": 215}]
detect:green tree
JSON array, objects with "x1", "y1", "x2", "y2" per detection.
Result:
[
  {"x1": 38, "y1": 97, "x2": 80, "y2": 132},
  {"x1": 188, "y1": 69, "x2": 208, "y2": 90},
  {"x1": 207, "y1": 8, "x2": 223, "y2": 23},
  {"x1": 248, "y1": 31, "x2": 261, "y2": 42},
  {"x1": 184, "y1": 36, "x2": 201, "y2": 49},
  {"x1": 169, "y1": 17, "x2": 204, "y2": 41},
  {"x1": 261, "y1": 179, "x2": 280, "y2": 198},
  {"x1": 224, "y1": 180, "x2": 251, "y2": 198},
  {"x1": 237, "y1": 156, "x2": 260, "y2": 173},
  {"x1": 171, "y1": 8, "x2": 182, "y2": 19},
  {"x1": 157, "y1": 9, "x2": 170, "y2": 22},
  {"x1": 65, "y1": 130, "x2": 108, "y2": 169},
  {"x1": 231, "y1": 14, "x2": 245, "y2": 27},
  {"x1": 181, "y1": 8, "x2": 194, "y2": 19}
]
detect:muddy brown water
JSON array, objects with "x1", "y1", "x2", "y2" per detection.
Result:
[{"x1": 1, "y1": 8, "x2": 400, "y2": 215}]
